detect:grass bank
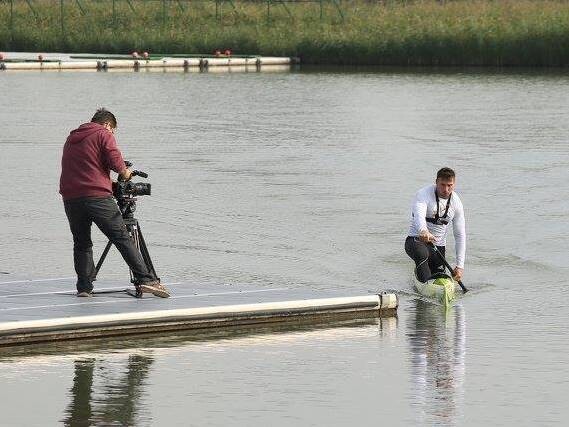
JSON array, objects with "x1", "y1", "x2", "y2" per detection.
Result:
[{"x1": 2, "y1": 0, "x2": 569, "y2": 66}]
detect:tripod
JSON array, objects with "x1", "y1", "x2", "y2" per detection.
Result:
[{"x1": 93, "y1": 193, "x2": 159, "y2": 298}]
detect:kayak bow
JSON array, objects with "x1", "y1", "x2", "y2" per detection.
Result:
[{"x1": 413, "y1": 273, "x2": 456, "y2": 306}]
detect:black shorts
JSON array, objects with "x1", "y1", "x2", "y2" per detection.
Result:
[{"x1": 404, "y1": 236, "x2": 445, "y2": 283}]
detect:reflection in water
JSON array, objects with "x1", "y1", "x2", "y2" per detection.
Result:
[
  {"x1": 62, "y1": 354, "x2": 153, "y2": 426},
  {"x1": 378, "y1": 315, "x2": 399, "y2": 340},
  {"x1": 50, "y1": 318, "x2": 381, "y2": 426},
  {"x1": 408, "y1": 300, "x2": 466, "y2": 426},
  {"x1": 0, "y1": 316, "x2": 380, "y2": 361}
]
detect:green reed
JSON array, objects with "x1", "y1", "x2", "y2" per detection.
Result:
[{"x1": 2, "y1": 0, "x2": 569, "y2": 66}]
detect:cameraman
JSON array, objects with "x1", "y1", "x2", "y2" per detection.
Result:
[{"x1": 59, "y1": 108, "x2": 170, "y2": 298}]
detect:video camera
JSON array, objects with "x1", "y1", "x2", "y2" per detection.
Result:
[{"x1": 113, "y1": 161, "x2": 151, "y2": 200}]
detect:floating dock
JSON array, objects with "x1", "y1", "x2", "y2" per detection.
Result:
[
  {"x1": 0, "y1": 276, "x2": 397, "y2": 346},
  {"x1": 0, "y1": 55, "x2": 298, "y2": 71}
]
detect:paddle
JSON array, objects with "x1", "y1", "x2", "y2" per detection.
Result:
[{"x1": 430, "y1": 243, "x2": 469, "y2": 293}]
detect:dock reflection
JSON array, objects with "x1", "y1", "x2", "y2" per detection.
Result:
[
  {"x1": 407, "y1": 300, "x2": 466, "y2": 425},
  {"x1": 62, "y1": 354, "x2": 153, "y2": 426},
  {"x1": 37, "y1": 316, "x2": 379, "y2": 425}
]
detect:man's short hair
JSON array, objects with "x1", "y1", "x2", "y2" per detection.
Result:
[
  {"x1": 436, "y1": 167, "x2": 455, "y2": 181},
  {"x1": 91, "y1": 108, "x2": 117, "y2": 128}
]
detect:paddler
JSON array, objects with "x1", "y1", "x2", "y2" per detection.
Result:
[{"x1": 405, "y1": 167, "x2": 466, "y2": 283}]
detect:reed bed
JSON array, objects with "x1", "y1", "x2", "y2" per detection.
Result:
[{"x1": 2, "y1": 0, "x2": 569, "y2": 66}]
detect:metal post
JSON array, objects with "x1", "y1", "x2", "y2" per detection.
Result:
[
  {"x1": 74, "y1": 0, "x2": 86, "y2": 16},
  {"x1": 320, "y1": 0, "x2": 323, "y2": 21},
  {"x1": 162, "y1": 0, "x2": 167, "y2": 26},
  {"x1": 9, "y1": 0, "x2": 14, "y2": 45},
  {"x1": 60, "y1": 0, "x2": 65, "y2": 43},
  {"x1": 215, "y1": 0, "x2": 219, "y2": 20},
  {"x1": 332, "y1": 0, "x2": 344, "y2": 21}
]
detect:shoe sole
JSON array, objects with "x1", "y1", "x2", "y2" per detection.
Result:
[
  {"x1": 139, "y1": 284, "x2": 170, "y2": 298},
  {"x1": 77, "y1": 292, "x2": 93, "y2": 297}
]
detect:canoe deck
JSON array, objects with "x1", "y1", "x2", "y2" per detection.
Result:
[
  {"x1": 412, "y1": 273, "x2": 456, "y2": 306},
  {"x1": 0, "y1": 275, "x2": 397, "y2": 346}
]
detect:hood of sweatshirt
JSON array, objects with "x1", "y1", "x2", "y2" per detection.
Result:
[{"x1": 67, "y1": 122, "x2": 106, "y2": 144}]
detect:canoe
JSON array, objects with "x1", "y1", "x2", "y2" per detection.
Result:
[{"x1": 413, "y1": 272, "x2": 456, "y2": 306}]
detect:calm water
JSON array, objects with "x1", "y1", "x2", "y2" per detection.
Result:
[{"x1": 0, "y1": 66, "x2": 568, "y2": 425}]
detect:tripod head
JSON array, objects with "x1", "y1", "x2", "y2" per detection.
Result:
[{"x1": 113, "y1": 161, "x2": 151, "y2": 218}]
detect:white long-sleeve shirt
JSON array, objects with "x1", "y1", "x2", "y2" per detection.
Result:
[{"x1": 408, "y1": 184, "x2": 466, "y2": 268}]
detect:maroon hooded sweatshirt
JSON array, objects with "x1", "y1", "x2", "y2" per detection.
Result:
[{"x1": 59, "y1": 122, "x2": 126, "y2": 201}]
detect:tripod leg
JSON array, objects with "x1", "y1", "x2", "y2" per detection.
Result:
[
  {"x1": 126, "y1": 222, "x2": 140, "y2": 285},
  {"x1": 124, "y1": 221, "x2": 158, "y2": 294},
  {"x1": 126, "y1": 285, "x2": 143, "y2": 298},
  {"x1": 94, "y1": 240, "x2": 113, "y2": 280},
  {"x1": 135, "y1": 222, "x2": 158, "y2": 280}
]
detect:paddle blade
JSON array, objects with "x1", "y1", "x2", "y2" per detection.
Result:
[{"x1": 457, "y1": 280, "x2": 469, "y2": 293}]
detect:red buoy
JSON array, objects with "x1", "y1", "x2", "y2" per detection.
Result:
[
  {"x1": 131, "y1": 51, "x2": 139, "y2": 58},
  {"x1": 143, "y1": 51, "x2": 149, "y2": 59},
  {"x1": 224, "y1": 49, "x2": 232, "y2": 57},
  {"x1": 214, "y1": 50, "x2": 221, "y2": 57},
  {"x1": 0, "y1": 53, "x2": 5, "y2": 61}
]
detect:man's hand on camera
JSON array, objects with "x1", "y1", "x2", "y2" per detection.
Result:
[{"x1": 120, "y1": 168, "x2": 133, "y2": 181}]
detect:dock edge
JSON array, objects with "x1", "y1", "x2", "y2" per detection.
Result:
[{"x1": 0, "y1": 293, "x2": 397, "y2": 346}]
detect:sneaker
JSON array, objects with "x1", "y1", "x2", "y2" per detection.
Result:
[
  {"x1": 76, "y1": 291, "x2": 93, "y2": 297},
  {"x1": 139, "y1": 280, "x2": 170, "y2": 298}
]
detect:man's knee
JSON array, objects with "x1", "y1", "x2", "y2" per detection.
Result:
[
  {"x1": 95, "y1": 213, "x2": 130, "y2": 241},
  {"x1": 406, "y1": 239, "x2": 429, "y2": 262},
  {"x1": 107, "y1": 221, "x2": 129, "y2": 240},
  {"x1": 415, "y1": 268, "x2": 431, "y2": 283}
]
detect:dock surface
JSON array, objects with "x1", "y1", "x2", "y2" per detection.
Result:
[{"x1": 0, "y1": 276, "x2": 397, "y2": 346}]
